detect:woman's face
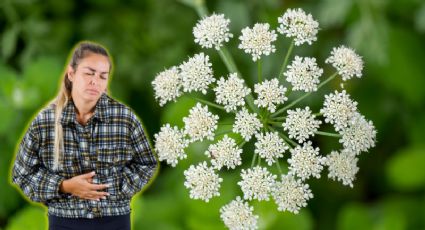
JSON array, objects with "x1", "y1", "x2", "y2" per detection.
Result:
[{"x1": 68, "y1": 53, "x2": 110, "y2": 104}]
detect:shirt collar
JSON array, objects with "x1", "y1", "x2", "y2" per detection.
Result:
[{"x1": 60, "y1": 93, "x2": 110, "y2": 125}]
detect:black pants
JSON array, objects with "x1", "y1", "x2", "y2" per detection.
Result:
[{"x1": 48, "y1": 214, "x2": 131, "y2": 230}]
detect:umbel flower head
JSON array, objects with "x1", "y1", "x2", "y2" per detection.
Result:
[
  {"x1": 154, "y1": 124, "x2": 189, "y2": 167},
  {"x1": 254, "y1": 131, "x2": 288, "y2": 166},
  {"x1": 283, "y1": 106, "x2": 322, "y2": 143},
  {"x1": 183, "y1": 103, "x2": 219, "y2": 142},
  {"x1": 272, "y1": 174, "x2": 313, "y2": 214},
  {"x1": 325, "y1": 45, "x2": 364, "y2": 81},
  {"x1": 184, "y1": 161, "x2": 223, "y2": 202},
  {"x1": 254, "y1": 78, "x2": 288, "y2": 113},
  {"x1": 284, "y1": 56, "x2": 323, "y2": 92},
  {"x1": 321, "y1": 90, "x2": 358, "y2": 132},
  {"x1": 152, "y1": 7, "x2": 377, "y2": 230},
  {"x1": 214, "y1": 73, "x2": 251, "y2": 112},
  {"x1": 233, "y1": 108, "x2": 263, "y2": 141},
  {"x1": 339, "y1": 112, "x2": 377, "y2": 155},
  {"x1": 238, "y1": 166, "x2": 276, "y2": 201},
  {"x1": 277, "y1": 8, "x2": 319, "y2": 46},
  {"x1": 220, "y1": 196, "x2": 258, "y2": 230},
  {"x1": 288, "y1": 141, "x2": 325, "y2": 181},
  {"x1": 238, "y1": 23, "x2": 277, "y2": 61},
  {"x1": 205, "y1": 135, "x2": 243, "y2": 170},
  {"x1": 152, "y1": 66, "x2": 182, "y2": 106},
  {"x1": 324, "y1": 149, "x2": 359, "y2": 188},
  {"x1": 180, "y1": 52, "x2": 215, "y2": 94},
  {"x1": 194, "y1": 13, "x2": 233, "y2": 50}
]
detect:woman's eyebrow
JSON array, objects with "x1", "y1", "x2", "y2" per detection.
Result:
[{"x1": 82, "y1": 66, "x2": 109, "y2": 74}]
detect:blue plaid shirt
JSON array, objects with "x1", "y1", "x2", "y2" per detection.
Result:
[{"x1": 12, "y1": 93, "x2": 158, "y2": 218}]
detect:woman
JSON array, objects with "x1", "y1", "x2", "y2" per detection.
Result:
[{"x1": 11, "y1": 41, "x2": 158, "y2": 230}]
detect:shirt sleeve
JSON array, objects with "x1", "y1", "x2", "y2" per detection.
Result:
[
  {"x1": 118, "y1": 112, "x2": 159, "y2": 198},
  {"x1": 11, "y1": 120, "x2": 65, "y2": 203}
]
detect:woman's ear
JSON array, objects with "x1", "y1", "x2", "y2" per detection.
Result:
[{"x1": 67, "y1": 65, "x2": 74, "y2": 81}]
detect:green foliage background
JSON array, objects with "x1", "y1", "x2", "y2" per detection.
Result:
[{"x1": 1, "y1": 0, "x2": 424, "y2": 229}]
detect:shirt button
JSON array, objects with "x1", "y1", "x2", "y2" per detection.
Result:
[{"x1": 83, "y1": 160, "x2": 90, "y2": 167}]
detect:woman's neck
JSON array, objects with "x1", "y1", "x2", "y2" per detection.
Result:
[{"x1": 73, "y1": 97, "x2": 97, "y2": 126}]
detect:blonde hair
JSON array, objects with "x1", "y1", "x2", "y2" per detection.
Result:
[{"x1": 53, "y1": 41, "x2": 111, "y2": 169}]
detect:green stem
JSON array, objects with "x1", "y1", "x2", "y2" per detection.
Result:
[
  {"x1": 251, "y1": 152, "x2": 258, "y2": 167},
  {"x1": 272, "y1": 116, "x2": 286, "y2": 121},
  {"x1": 276, "y1": 160, "x2": 283, "y2": 175},
  {"x1": 258, "y1": 59, "x2": 262, "y2": 82},
  {"x1": 190, "y1": 95, "x2": 226, "y2": 111},
  {"x1": 218, "y1": 123, "x2": 234, "y2": 126},
  {"x1": 218, "y1": 48, "x2": 238, "y2": 74},
  {"x1": 268, "y1": 121, "x2": 283, "y2": 126},
  {"x1": 219, "y1": 48, "x2": 239, "y2": 74},
  {"x1": 272, "y1": 72, "x2": 338, "y2": 117},
  {"x1": 268, "y1": 126, "x2": 296, "y2": 148},
  {"x1": 214, "y1": 130, "x2": 232, "y2": 137},
  {"x1": 193, "y1": 0, "x2": 208, "y2": 17},
  {"x1": 279, "y1": 40, "x2": 294, "y2": 80},
  {"x1": 238, "y1": 140, "x2": 247, "y2": 148},
  {"x1": 315, "y1": 131, "x2": 341, "y2": 138}
]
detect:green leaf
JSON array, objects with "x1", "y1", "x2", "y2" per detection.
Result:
[
  {"x1": 1, "y1": 25, "x2": 20, "y2": 60},
  {"x1": 5, "y1": 205, "x2": 47, "y2": 230},
  {"x1": 337, "y1": 203, "x2": 373, "y2": 230},
  {"x1": 386, "y1": 146, "x2": 425, "y2": 191}
]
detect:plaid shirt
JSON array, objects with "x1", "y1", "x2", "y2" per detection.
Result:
[{"x1": 12, "y1": 93, "x2": 158, "y2": 218}]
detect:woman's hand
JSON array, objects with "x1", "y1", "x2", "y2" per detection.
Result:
[{"x1": 59, "y1": 171, "x2": 110, "y2": 201}]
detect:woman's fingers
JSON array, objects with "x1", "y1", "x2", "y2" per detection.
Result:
[{"x1": 89, "y1": 183, "x2": 110, "y2": 191}]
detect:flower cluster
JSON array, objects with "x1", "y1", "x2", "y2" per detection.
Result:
[
  {"x1": 214, "y1": 73, "x2": 251, "y2": 112},
  {"x1": 152, "y1": 7, "x2": 376, "y2": 230},
  {"x1": 239, "y1": 23, "x2": 277, "y2": 61}
]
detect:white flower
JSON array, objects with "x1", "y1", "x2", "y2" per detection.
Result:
[
  {"x1": 193, "y1": 13, "x2": 233, "y2": 50},
  {"x1": 183, "y1": 103, "x2": 219, "y2": 142},
  {"x1": 238, "y1": 166, "x2": 276, "y2": 201},
  {"x1": 254, "y1": 78, "x2": 288, "y2": 113},
  {"x1": 339, "y1": 113, "x2": 377, "y2": 155},
  {"x1": 284, "y1": 56, "x2": 323, "y2": 92},
  {"x1": 288, "y1": 141, "x2": 325, "y2": 181},
  {"x1": 184, "y1": 161, "x2": 223, "y2": 202},
  {"x1": 324, "y1": 150, "x2": 359, "y2": 187},
  {"x1": 152, "y1": 67, "x2": 182, "y2": 106},
  {"x1": 220, "y1": 196, "x2": 258, "y2": 230},
  {"x1": 277, "y1": 8, "x2": 319, "y2": 46},
  {"x1": 179, "y1": 53, "x2": 215, "y2": 94},
  {"x1": 205, "y1": 135, "x2": 243, "y2": 170},
  {"x1": 233, "y1": 108, "x2": 263, "y2": 141},
  {"x1": 154, "y1": 124, "x2": 189, "y2": 167},
  {"x1": 320, "y1": 90, "x2": 358, "y2": 132},
  {"x1": 214, "y1": 73, "x2": 251, "y2": 112},
  {"x1": 283, "y1": 107, "x2": 322, "y2": 143},
  {"x1": 325, "y1": 45, "x2": 363, "y2": 81},
  {"x1": 254, "y1": 132, "x2": 288, "y2": 166},
  {"x1": 272, "y1": 174, "x2": 313, "y2": 214},
  {"x1": 238, "y1": 23, "x2": 277, "y2": 61}
]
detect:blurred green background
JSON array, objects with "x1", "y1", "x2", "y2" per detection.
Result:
[{"x1": 1, "y1": 0, "x2": 425, "y2": 229}]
